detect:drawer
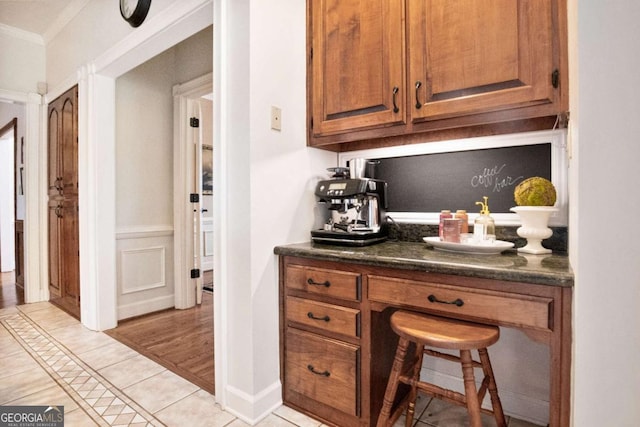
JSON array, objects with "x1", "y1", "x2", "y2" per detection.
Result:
[
  {"x1": 286, "y1": 264, "x2": 361, "y2": 301},
  {"x1": 287, "y1": 296, "x2": 360, "y2": 338},
  {"x1": 285, "y1": 328, "x2": 359, "y2": 416},
  {"x1": 368, "y1": 275, "x2": 553, "y2": 331}
]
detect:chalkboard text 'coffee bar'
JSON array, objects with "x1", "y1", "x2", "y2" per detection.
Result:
[{"x1": 373, "y1": 143, "x2": 551, "y2": 214}]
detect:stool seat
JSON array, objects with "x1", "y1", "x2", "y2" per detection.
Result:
[{"x1": 390, "y1": 310, "x2": 500, "y2": 350}]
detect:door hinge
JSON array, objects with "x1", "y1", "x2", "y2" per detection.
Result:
[
  {"x1": 190, "y1": 193, "x2": 199, "y2": 203},
  {"x1": 551, "y1": 69, "x2": 560, "y2": 89},
  {"x1": 310, "y1": 117, "x2": 313, "y2": 130},
  {"x1": 190, "y1": 117, "x2": 200, "y2": 128},
  {"x1": 191, "y1": 268, "x2": 200, "y2": 279}
]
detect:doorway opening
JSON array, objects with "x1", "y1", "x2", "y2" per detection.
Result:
[
  {"x1": 0, "y1": 116, "x2": 24, "y2": 309},
  {"x1": 105, "y1": 79, "x2": 215, "y2": 394},
  {"x1": 105, "y1": 30, "x2": 214, "y2": 394}
]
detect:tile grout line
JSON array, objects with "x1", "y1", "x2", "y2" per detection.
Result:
[{"x1": 2, "y1": 312, "x2": 167, "y2": 427}]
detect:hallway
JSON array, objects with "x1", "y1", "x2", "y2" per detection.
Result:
[{"x1": 0, "y1": 301, "x2": 319, "y2": 426}]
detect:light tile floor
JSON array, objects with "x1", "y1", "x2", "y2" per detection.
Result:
[{"x1": 1, "y1": 302, "x2": 542, "y2": 427}]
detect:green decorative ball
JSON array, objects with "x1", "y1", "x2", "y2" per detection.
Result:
[{"x1": 514, "y1": 177, "x2": 557, "y2": 206}]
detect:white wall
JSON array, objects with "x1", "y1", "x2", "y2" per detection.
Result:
[
  {"x1": 0, "y1": 32, "x2": 45, "y2": 94},
  {"x1": 571, "y1": 1, "x2": 640, "y2": 425},
  {"x1": 216, "y1": 0, "x2": 336, "y2": 420},
  {"x1": 45, "y1": 0, "x2": 178, "y2": 89}
]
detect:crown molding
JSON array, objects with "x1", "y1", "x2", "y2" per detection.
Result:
[{"x1": 0, "y1": 23, "x2": 43, "y2": 45}]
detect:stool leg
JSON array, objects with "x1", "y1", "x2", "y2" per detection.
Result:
[
  {"x1": 478, "y1": 348, "x2": 507, "y2": 427},
  {"x1": 460, "y1": 350, "x2": 483, "y2": 427},
  {"x1": 377, "y1": 337, "x2": 411, "y2": 427},
  {"x1": 405, "y1": 344, "x2": 425, "y2": 427}
]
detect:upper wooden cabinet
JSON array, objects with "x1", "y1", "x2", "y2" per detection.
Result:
[
  {"x1": 309, "y1": 0, "x2": 405, "y2": 135},
  {"x1": 308, "y1": 0, "x2": 568, "y2": 150},
  {"x1": 408, "y1": 0, "x2": 555, "y2": 121}
]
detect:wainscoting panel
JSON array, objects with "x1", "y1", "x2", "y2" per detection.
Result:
[
  {"x1": 120, "y1": 247, "x2": 166, "y2": 294},
  {"x1": 116, "y1": 226, "x2": 174, "y2": 320}
]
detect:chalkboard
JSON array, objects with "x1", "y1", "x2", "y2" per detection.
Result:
[{"x1": 373, "y1": 143, "x2": 552, "y2": 214}]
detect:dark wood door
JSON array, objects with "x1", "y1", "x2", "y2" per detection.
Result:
[
  {"x1": 47, "y1": 85, "x2": 80, "y2": 318},
  {"x1": 14, "y1": 220, "x2": 24, "y2": 287}
]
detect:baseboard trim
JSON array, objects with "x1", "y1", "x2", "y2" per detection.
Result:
[{"x1": 223, "y1": 381, "x2": 283, "y2": 425}]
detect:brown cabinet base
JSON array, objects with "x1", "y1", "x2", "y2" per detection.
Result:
[{"x1": 279, "y1": 255, "x2": 571, "y2": 427}]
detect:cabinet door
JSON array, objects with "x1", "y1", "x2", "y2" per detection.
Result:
[
  {"x1": 285, "y1": 328, "x2": 359, "y2": 417},
  {"x1": 60, "y1": 199, "x2": 80, "y2": 302},
  {"x1": 310, "y1": 0, "x2": 405, "y2": 136},
  {"x1": 48, "y1": 203, "x2": 62, "y2": 298},
  {"x1": 47, "y1": 107, "x2": 60, "y2": 197},
  {"x1": 408, "y1": 0, "x2": 556, "y2": 121},
  {"x1": 60, "y1": 88, "x2": 78, "y2": 197}
]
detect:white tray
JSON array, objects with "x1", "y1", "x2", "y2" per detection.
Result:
[{"x1": 423, "y1": 237, "x2": 514, "y2": 255}]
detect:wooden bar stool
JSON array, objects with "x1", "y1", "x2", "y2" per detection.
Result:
[{"x1": 376, "y1": 310, "x2": 507, "y2": 427}]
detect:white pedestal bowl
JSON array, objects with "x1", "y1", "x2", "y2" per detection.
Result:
[{"x1": 510, "y1": 206, "x2": 558, "y2": 254}]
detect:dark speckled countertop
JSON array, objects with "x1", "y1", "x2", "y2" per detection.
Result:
[{"x1": 274, "y1": 241, "x2": 573, "y2": 287}]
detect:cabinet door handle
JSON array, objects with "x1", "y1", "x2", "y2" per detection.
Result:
[
  {"x1": 307, "y1": 364, "x2": 330, "y2": 377},
  {"x1": 415, "y1": 81, "x2": 423, "y2": 109},
  {"x1": 307, "y1": 312, "x2": 330, "y2": 322},
  {"x1": 428, "y1": 294, "x2": 464, "y2": 307},
  {"x1": 307, "y1": 278, "x2": 330, "y2": 288},
  {"x1": 392, "y1": 86, "x2": 400, "y2": 113}
]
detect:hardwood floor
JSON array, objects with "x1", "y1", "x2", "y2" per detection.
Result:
[
  {"x1": 105, "y1": 290, "x2": 215, "y2": 394},
  {"x1": 2, "y1": 268, "x2": 215, "y2": 394},
  {"x1": 0, "y1": 271, "x2": 24, "y2": 309}
]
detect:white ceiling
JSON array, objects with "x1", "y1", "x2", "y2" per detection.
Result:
[{"x1": 0, "y1": 0, "x2": 89, "y2": 43}]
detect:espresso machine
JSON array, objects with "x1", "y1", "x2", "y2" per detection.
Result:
[{"x1": 311, "y1": 161, "x2": 388, "y2": 246}]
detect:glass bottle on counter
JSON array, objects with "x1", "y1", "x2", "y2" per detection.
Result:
[
  {"x1": 439, "y1": 210, "x2": 452, "y2": 239},
  {"x1": 454, "y1": 210, "x2": 469, "y2": 234},
  {"x1": 474, "y1": 197, "x2": 495, "y2": 242}
]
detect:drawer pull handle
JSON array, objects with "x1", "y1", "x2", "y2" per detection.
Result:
[
  {"x1": 428, "y1": 294, "x2": 464, "y2": 307},
  {"x1": 307, "y1": 278, "x2": 331, "y2": 287},
  {"x1": 392, "y1": 86, "x2": 400, "y2": 113},
  {"x1": 307, "y1": 312, "x2": 330, "y2": 322},
  {"x1": 307, "y1": 364, "x2": 330, "y2": 377}
]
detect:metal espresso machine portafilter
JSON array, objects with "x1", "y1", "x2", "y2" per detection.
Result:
[{"x1": 311, "y1": 166, "x2": 388, "y2": 246}]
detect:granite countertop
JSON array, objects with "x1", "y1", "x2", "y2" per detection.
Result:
[{"x1": 274, "y1": 241, "x2": 574, "y2": 287}]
